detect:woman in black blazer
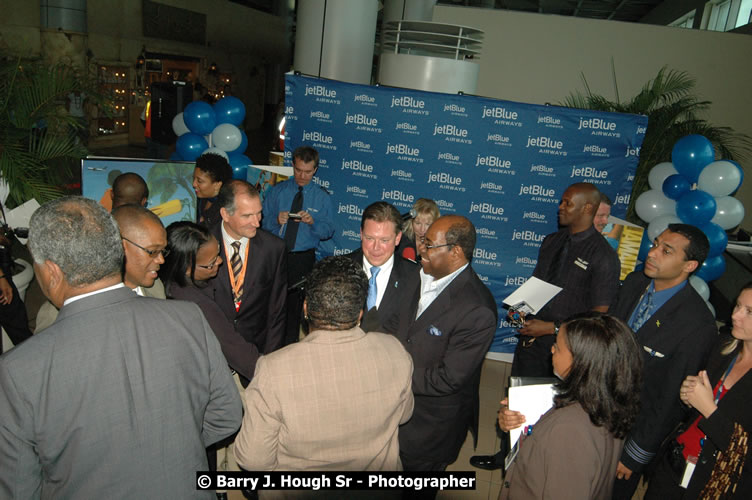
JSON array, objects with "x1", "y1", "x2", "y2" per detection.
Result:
[
  {"x1": 645, "y1": 284, "x2": 752, "y2": 499},
  {"x1": 161, "y1": 221, "x2": 258, "y2": 381}
]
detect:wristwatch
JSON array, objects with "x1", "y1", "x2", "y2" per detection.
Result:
[{"x1": 553, "y1": 320, "x2": 561, "y2": 335}]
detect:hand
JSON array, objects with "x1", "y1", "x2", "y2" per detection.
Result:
[
  {"x1": 616, "y1": 462, "x2": 632, "y2": 481},
  {"x1": 299, "y1": 211, "x2": 314, "y2": 225},
  {"x1": 682, "y1": 371, "x2": 718, "y2": 419},
  {"x1": 0, "y1": 277, "x2": 13, "y2": 305},
  {"x1": 277, "y1": 211, "x2": 290, "y2": 225},
  {"x1": 497, "y1": 398, "x2": 526, "y2": 432},
  {"x1": 518, "y1": 319, "x2": 554, "y2": 337}
]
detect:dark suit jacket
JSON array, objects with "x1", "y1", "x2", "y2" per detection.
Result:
[
  {"x1": 346, "y1": 249, "x2": 420, "y2": 334},
  {"x1": 209, "y1": 223, "x2": 287, "y2": 356},
  {"x1": 167, "y1": 282, "x2": 259, "y2": 381},
  {"x1": 0, "y1": 287, "x2": 241, "y2": 499},
  {"x1": 391, "y1": 265, "x2": 498, "y2": 464},
  {"x1": 611, "y1": 271, "x2": 717, "y2": 472}
]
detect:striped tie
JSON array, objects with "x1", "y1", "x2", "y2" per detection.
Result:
[{"x1": 231, "y1": 241, "x2": 243, "y2": 301}]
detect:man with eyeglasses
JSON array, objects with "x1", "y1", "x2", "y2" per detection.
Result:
[
  {"x1": 389, "y1": 215, "x2": 497, "y2": 487},
  {"x1": 34, "y1": 204, "x2": 168, "y2": 331}
]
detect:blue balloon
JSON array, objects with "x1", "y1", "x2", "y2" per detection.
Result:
[
  {"x1": 671, "y1": 135, "x2": 715, "y2": 184},
  {"x1": 695, "y1": 254, "x2": 726, "y2": 282},
  {"x1": 662, "y1": 174, "x2": 691, "y2": 200},
  {"x1": 232, "y1": 165, "x2": 248, "y2": 180},
  {"x1": 168, "y1": 151, "x2": 183, "y2": 161},
  {"x1": 183, "y1": 101, "x2": 216, "y2": 135},
  {"x1": 698, "y1": 222, "x2": 728, "y2": 258},
  {"x1": 176, "y1": 133, "x2": 208, "y2": 162},
  {"x1": 676, "y1": 190, "x2": 717, "y2": 225},
  {"x1": 228, "y1": 152, "x2": 252, "y2": 180},
  {"x1": 213, "y1": 97, "x2": 246, "y2": 126},
  {"x1": 637, "y1": 231, "x2": 653, "y2": 262}
]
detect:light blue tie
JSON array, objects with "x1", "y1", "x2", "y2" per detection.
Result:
[
  {"x1": 367, "y1": 266, "x2": 381, "y2": 310},
  {"x1": 631, "y1": 289, "x2": 654, "y2": 331}
]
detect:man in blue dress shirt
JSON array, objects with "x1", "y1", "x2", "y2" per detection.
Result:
[{"x1": 262, "y1": 145, "x2": 334, "y2": 344}]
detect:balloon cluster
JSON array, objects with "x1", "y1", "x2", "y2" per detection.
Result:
[
  {"x1": 170, "y1": 97, "x2": 252, "y2": 180},
  {"x1": 635, "y1": 135, "x2": 745, "y2": 313}
]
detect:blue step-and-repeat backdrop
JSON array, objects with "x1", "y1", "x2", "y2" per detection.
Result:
[{"x1": 283, "y1": 74, "x2": 648, "y2": 356}]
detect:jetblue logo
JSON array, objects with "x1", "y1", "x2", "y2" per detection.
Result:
[
  {"x1": 530, "y1": 164, "x2": 553, "y2": 173},
  {"x1": 476, "y1": 155, "x2": 511, "y2": 169},
  {"x1": 538, "y1": 115, "x2": 562, "y2": 129},
  {"x1": 332, "y1": 247, "x2": 349, "y2": 256},
  {"x1": 504, "y1": 275, "x2": 527, "y2": 287},
  {"x1": 476, "y1": 273, "x2": 489, "y2": 283},
  {"x1": 382, "y1": 189, "x2": 414, "y2": 204},
  {"x1": 391, "y1": 96, "x2": 425, "y2": 109},
  {"x1": 615, "y1": 194, "x2": 631, "y2": 205},
  {"x1": 396, "y1": 122, "x2": 417, "y2": 131},
  {"x1": 469, "y1": 202, "x2": 504, "y2": 215},
  {"x1": 511, "y1": 230, "x2": 545, "y2": 243},
  {"x1": 312, "y1": 177, "x2": 330, "y2": 189},
  {"x1": 444, "y1": 103, "x2": 466, "y2": 113},
  {"x1": 474, "y1": 248, "x2": 498, "y2": 260},
  {"x1": 304, "y1": 85, "x2": 336, "y2": 98},
  {"x1": 477, "y1": 227, "x2": 498, "y2": 241},
  {"x1": 350, "y1": 140, "x2": 372, "y2": 152},
  {"x1": 625, "y1": 146, "x2": 641, "y2": 158},
  {"x1": 438, "y1": 152, "x2": 460, "y2": 162},
  {"x1": 637, "y1": 125, "x2": 646, "y2": 134},
  {"x1": 571, "y1": 166, "x2": 608, "y2": 179},
  {"x1": 337, "y1": 203, "x2": 363, "y2": 216},
  {"x1": 341, "y1": 229, "x2": 359, "y2": 238},
  {"x1": 345, "y1": 113, "x2": 378, "y2": 126},
  {"x1": 354, "y1": 94, "x2": 375, "y2": 104},
  {"x1": 341, "y1": 159, "x2": 373, "y2": 173},
  {"x1": 432, "y1": 123, "x2": 470, "y2": 144},
  {"x1": 583, "y1": 144, "x2": 608, "y2": 155},
  {"x1": 391, "y1": 169, "x2": 414, "y2": 181},
  {"x1": 310, "y1": 110, "x2": 329, "y2": 120},
  {"x1": 302, "y1": 130, "x2": 333, "y2": 145},
  {"x1": 386, "y1": 143, "x2": 420, "y2": 156},
  {"x1": 523, "y1": 211, "x2": 546, "y2": 221},
  {"x1": 428, "y1": 172, "x2": 463, "y2": 188},
  {"x1": 285, "y1": 105, "x2": 294, "y2": 115},
  {"x1": 519, "y1": 184, "x2": 555, "y2": 197},
  {"x1": 487, "y1": 133, "x2": 510, "y2": 143},
  {"x1": 480, "y1": 181, "x2": 504, "y2": 193},
  {"x1": 435, "y1": 199, "x2": 455, "y2": 210},
  {"x1": 526, "y1": 136, "x2": 563, "y2": 149},
  {"x1": 578, "y1": 117, "x2": 616, "y2": 131},
  {"x1": 482, "y1": 106, "x2": 518, "y2": 120},
  {"x1": 346, "y1": 185, "x2": 366, "y2": 196},
  {"x1": 515, "y1": 256, "x2": 537, "y2": 265}
]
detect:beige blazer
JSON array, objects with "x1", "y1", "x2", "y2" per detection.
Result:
[{"x1": 234, "y1": 326, "x2": 414, "y2": 472}]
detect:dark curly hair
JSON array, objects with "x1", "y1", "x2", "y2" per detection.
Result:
[
  {"x1": 305, "y1": 256, "x2": 368, "y2": 331},
  {"x1": 554, "y1": 312, "x2": 642, "y2": 439},
  {"x1": 195, "y1": 153, "x2": 232, "y2": 184}
]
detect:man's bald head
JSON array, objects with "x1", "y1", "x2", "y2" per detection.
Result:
[
  {"x1": 112, "y1": 204, "x2": 163, "y2": 236},
  {"x1": 559, "y1": 182, "x2": 600, "y2": 233},
  {"x1": 111, "y1": 173, "x2": 149, "y2": 209}
]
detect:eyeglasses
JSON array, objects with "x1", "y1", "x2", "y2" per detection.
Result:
[
  {"x1": 197, "y1": 254, "x2": 221, "y2": 270},
  {"x1": 424, "y1": 242, "x2": 455, "y2": 251},
  {"x1": 122, "y1": 236, "x2": 170, "y2": 259}
]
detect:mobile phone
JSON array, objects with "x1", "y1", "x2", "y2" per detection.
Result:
[{"x1": 288, "y1": 213, "x2": 302, "y2": 220}]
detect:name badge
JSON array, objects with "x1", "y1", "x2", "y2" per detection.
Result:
[{"x1": 574, "y1": 257, "x2": 589, "y2": 270}]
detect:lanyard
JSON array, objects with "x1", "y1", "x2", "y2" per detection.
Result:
[
  {"x1": 224, "y1": 241, "x2": 249, "y2": 311},
  {"x1": 713, "y1": 353, "x2": 738, "y2": 404}
]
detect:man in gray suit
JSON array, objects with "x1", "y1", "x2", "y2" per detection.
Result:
[{"x1": 0, "y1": 196, "x2": 242, "y2": 499}]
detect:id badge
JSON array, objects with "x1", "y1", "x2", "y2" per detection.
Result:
[{"x1": 680, "y1": 455, "x2": 698, "y2": 489}]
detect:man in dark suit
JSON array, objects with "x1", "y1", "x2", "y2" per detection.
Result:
[
  {"x1": 347, "y1": 201, "x2": 419, "y2": 333},
  {"x1": 0, "y1": 196, "x2": 241, "y2": 499},
  {"x1": 610, "y1": 223, "x2": 717, "y2": 499},
  {"x1": 390, "y1": 215, "x2": 498, "y2": 481},
  {"x1": 210, "y1": 180, "x2": 287, "y2": 375}
]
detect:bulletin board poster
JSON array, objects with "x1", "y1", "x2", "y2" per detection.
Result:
[
  {"x1": 283, "y1": 73, "x2": 648, "y2": 358},
  {"x1": 81, "y1": 158, "x2": 197, "y2": 226}
]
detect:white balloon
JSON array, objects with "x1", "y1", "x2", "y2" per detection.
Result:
[
  {"x1": 172, "y1": 112, "x2": 190, "y2": 136},
  {"x1": 635, "y1": 189, "x2": 677, "y2": 223},
  {"x1": 200, "y1": 147, "x2": 229, "y2": 161},
  {"x1": 648, "y1": 162, "x2": 679, "y2": 190},
  {"x1": 711, "y1": 196, "x2": 745, "y2": 230},
  {"x1": 705, "y1": 300, "x2": 715, "y2": 318},
  {"x1": 689, "y1": 275, "x2": 710, "y2": 301},
  {"x1": 647, "y1": 214, "x2": 681, "y2": 242},
  {"x1": 698, "y1": 161, "x2": 743, "y2": 197},
  {"x1": 212, "y1": 123, "x2": 242, "y2": 152}
]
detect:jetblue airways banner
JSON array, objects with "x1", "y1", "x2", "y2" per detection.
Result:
[{"x1": 283, "y1": 74, "x2": 647, "y2": 356}]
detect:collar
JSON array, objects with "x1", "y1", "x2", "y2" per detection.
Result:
[
  {"x1": 221, "y1": 222, "x2": 250, "y2": 249},
  {"x1": 419, "y1": 262, "x2": 468, "y2": 294},
  {"x1": 569, "y1": 224, "x2": 599, "y2": 242},
  {"x1": 64, "y1": 282, "x2": 127, "y2": 306},
  {"x1": 362, "y1": 253, "x2": 395, "y2": 278},
  {"x1": 303, "y1": 326, "x2": 367, "y2": 344}
]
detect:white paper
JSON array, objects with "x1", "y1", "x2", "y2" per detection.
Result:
[
  {"x1": 507, "y1": 383, "x2": 556, "y2": 449},
  {"x1": 502, "y1": 276, "x2": 562, "y2": 315}
]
